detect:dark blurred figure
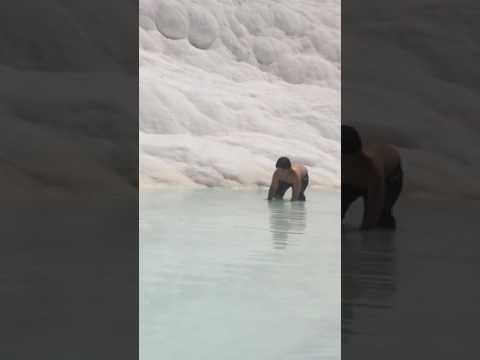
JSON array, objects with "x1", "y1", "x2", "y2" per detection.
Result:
[{"x1": 342, "y1": 125, "x2": 403, "y2": 230}]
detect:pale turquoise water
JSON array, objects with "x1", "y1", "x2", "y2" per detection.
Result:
[{"x1": 140, "y1": 189, "x2": 340, "y2": 360}]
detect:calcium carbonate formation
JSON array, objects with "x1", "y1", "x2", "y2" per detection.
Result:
[{"x1": 140, "y1": 0, "x2": 341, "y2": 188}]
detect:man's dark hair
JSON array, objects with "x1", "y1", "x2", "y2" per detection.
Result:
[
  {"x1": 341, "y1": 125, "x2": 362, "y2": 154},
  {"x1": 276, "y1": 157, "x2": 292, "y2": 169}
]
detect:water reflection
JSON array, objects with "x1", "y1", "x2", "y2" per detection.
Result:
[
  {"x1": 342, "y1": 226, "x2": 397, "y2": 344},
  {"x1": 268, "y1": 201, "x2": 307, "y2": 249},
  {"x1": 141, "y1": 191, "x2": 339, "y2": 360}
]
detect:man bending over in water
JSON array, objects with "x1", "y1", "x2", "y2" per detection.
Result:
[
  {"x1": 342, "y1": 125, "x2": 403, "y2": 230},
  {"x1": 268, "y1": 157, "x2": 309, "y2": 201}
]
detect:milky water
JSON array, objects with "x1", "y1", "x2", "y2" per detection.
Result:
[
  {"x1": 139, "y1": 0, "x2": 340, "y2": 189},
  {"x1": 140, "y1": 190, "x2": 340, "y2": 359}
]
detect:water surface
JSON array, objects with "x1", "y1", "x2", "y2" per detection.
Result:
[
  {"x1": 140, "y1": 189, "x2": 340, "y2": 360},
  {"x1": 342, "y1": 199, "x2": 480, "y2": 359}
]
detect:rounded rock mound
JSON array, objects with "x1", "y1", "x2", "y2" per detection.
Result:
[
  {"x1": 253, "y1": 37, "x2": 276, "y2": 65},
  {"x1": 188, "y1": 6, "x2": 219, "y2": 50},
  {"x1": 154, "y1": 0, "x2": 189, "y2": 40}
]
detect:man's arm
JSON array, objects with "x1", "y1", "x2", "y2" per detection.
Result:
[
  {"x1": 361, "y1": 163, "x2": 385, "y2": 230},
  {"x1": 267, "y1": 171, "x2": 280, "y2": 200}
]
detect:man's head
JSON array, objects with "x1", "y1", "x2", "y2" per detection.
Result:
[
  {"x1": 276, "y1": 157, "x2": 292, "y2": 170},
  {"x1": 341, "y1": 125, "x2": 362, "y2": 155}
]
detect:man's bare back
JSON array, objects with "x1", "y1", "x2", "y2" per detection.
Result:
[
  {"x1": 364, "y1": 144, "x2": 401, "y2": 179},
  {"x1": 277, "y1": 163, "x2": 308, "y2": 183},
  {"x1": 342, "y1": 144, "x2": 401, "y2": 190}
]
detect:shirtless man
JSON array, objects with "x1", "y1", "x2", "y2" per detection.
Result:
[
  {"x1": 268, "y1": 157, "x2": 309, "y2": 201},
  {"x1": 341, "y1": 125, "x2": 403, "y2": 230}
]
